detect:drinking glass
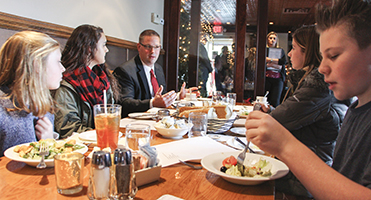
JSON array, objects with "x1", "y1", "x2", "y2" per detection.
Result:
[
  {"x1": 94, "y1": 104, "x2": 122, "y2": 150},
  {"x1": 125, "y1": 124, "x2": 151, "y2": 153},
  {"x1": 212, "y1": 91, "x2": 223, "y2": 105},
  {"x1": 157, "y1": 109, "x2": 170, "y2": 121},
  {"x1": 188, "y1": 112, "x2": 207, "y2": 137},
  {"x1": 54, "y1": 152, "x2": 84, "y2": 195},
  {"x1": 227, "y1": 93, "x2": 237, "y2": 109}
]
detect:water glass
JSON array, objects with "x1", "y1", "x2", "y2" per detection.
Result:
[
  {"x1": 212, "y1": 91, "x2": 223, "y2": 104},
  {"x1": 227, "y1": 93, "x2": 237, "y2": 109},
  {"x1": 188, "y1": 112, "x2": 207, "y2": 137},
  {"x1": 157, "y1": 109, "x2": 170, "y2": 121},
  {"x1": 125, "y1": 124, "x2": 151, "y2": 153},
  {"x1": 54, "y1": 152, "x2": 85, "y2": 195}
]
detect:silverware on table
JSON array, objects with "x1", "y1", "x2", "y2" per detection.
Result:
[
  {"x1": 36, "y1": 143, "x2": 49, "y2": 169},
  {"x1": 131, "y1": 113, "x2": 158, "y2": 118},
  {"x1": 236, "y1": 138, "x2": 249, "y2": 166},
  {"x1": 179, "y1": 160, "x2": 203, "y2": 170},
  {"x1": 235, "y1": 137, "x2": 256, "y2": 154}
]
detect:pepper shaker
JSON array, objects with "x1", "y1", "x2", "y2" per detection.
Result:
[
  {"x1": 111, "y1": 148, "x2": 137, "y2": 200},
  {"x1": 88, "y1": 151, "x2": 112, "y2": 200}
]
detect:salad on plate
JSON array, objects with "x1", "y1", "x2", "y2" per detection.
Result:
[
  {"x1": 13, "y1": 139, "x2": 85, "y2": 160},
  {"x1": 220, "y1": 155, "x2": 272, "y2": 178}
]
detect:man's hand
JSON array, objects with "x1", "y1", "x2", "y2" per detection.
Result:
[
  {"x1": 152, "y1": 86, "x2": 177, "y2": 107},
  {"x1": 179, "y1": 82, "x2": 200, "y2": 99}
]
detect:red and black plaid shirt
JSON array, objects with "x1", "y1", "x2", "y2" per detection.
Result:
[{"x1": 63, "y1": 65, "x2": 110, "y2": 107}]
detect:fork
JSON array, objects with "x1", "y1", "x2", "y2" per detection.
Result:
[
  {"x1": 236, "y1": 103, "x2": 261, "y2": 166},
  {"x1": 236, "y1": 139, "x2": 249, "y2": 166},
  {"x1": 36, "y1": 143, "x2": 49, "y2": 169}
]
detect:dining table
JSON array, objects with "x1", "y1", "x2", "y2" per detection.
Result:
[{"x1": 0, "y1": 105, "x2": 276, "y2": 200}]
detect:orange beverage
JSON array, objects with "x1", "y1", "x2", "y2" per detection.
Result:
[
  {"x1": 93, "y1": 104, "x2": 122, "y2": 150},
  {"x1": 95, "y1": 114, "x2": 120, "y2": 149}
]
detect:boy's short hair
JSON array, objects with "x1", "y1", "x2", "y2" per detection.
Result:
[{"x1": 316, "y1": 0, "x2": 371, "y2": 50}]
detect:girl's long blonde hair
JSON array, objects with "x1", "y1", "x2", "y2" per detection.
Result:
[{"x1": 0, "y1": 31, "x2": 60, "y2": 116}]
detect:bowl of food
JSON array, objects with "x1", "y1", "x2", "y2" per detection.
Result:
[
  {"x1": 4, "y1": 139, "x2": 88, "y2": 167},
  {"x1": 154, "y1": 116, "x2": 192, "y2": 139},
  {"x1": 201, "y1": 151, "x2": 289, "y2": 185}
]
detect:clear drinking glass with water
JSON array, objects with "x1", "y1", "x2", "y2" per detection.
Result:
[
  {"x1": 226, "y1": 93, "x2": 237, "y2": 109},
  {"x1": 125, "y1": 124, "x2": 151, "y2": 153},
  {"x1": 188, "y1": 112, "x2": 207, "y2": 137}
]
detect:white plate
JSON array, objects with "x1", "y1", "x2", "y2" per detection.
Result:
[
  {"x1": 226, "y1": 137, "x2": 264, "y2": 154},
  {"x1": 128, "y1": 112, "x2": 158, "y2": 120},
  {"x1": 78, "y1": 130, "x2": 123, "y2": 142},
  {"x1": 197, "y1": 97, "x2": 212, "y2": 101},
  {"x1": 230, "y1": 127, "x2": 246, "y2": 136},
  {"x1": 201, "y1": 151, "x2": 289, "y2": 185},
  {"x1": 4, "y1": 142, "x2": 88, "y2": 167}
]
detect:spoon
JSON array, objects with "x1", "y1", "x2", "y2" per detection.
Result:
[{"x1": 264, "y1": 91, "x2": 269, "y2": 97}]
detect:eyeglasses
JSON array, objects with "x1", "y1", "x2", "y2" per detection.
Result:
[{"x1": 139, "y1": 43, "x2": 161, "y2": 50}]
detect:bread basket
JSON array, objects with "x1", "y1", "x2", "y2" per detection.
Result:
[
  {"x1": 207, "y1": 112, "x2": 238, "y2": 134},
  {"x1": 173, "y1": 107, "x2": 238, "y2": 134}
]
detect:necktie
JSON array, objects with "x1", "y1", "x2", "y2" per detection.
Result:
[{"x1": 150, "y1": 69, "x2": 159, "y2": 96}]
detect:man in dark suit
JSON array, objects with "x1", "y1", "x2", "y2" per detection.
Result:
[{"x1": 114, "y1": 29, "x2": 184, "y2": 117}]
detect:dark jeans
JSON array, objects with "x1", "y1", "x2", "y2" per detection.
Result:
[{"x1": 265, "y1": 77, "x2": 284, "y2": 107}]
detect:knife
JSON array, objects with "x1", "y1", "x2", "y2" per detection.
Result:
[
  {"x1": 235, "y1": 137, "x2": 256, "y2": 154},
  {"x1": 131, "y1": 113, "x2": 158, "y2": 118}
]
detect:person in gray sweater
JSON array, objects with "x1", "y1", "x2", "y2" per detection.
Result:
[{"x1": 0, "y1": 31, "x2": 65, "y2": 156}]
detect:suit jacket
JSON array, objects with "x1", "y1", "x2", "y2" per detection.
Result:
[{"x1": 113, "y1": 55, "x2": 166, "y2": 117}]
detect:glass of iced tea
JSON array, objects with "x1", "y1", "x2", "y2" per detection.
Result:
[
  {"x1": 125, "y1": 124, "x2": 150, "y2": 153},
  {"x1": 93, "y1": 104, "x2": 122, "y2": 150}
]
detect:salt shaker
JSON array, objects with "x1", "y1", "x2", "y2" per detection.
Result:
[
  {"x1": 88, "y1": 151, "x2": 112, "y2": 200},
  {"x1": 111, "y1": 148, "x2": 137, "y2": 200}
]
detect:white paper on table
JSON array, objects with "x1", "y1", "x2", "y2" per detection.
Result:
[
  {"x1": 120, "y1": 118, "x2": 157, "y2": 130},
  {"x1": 154, "y1": 136, "x2": 238, "y2": 167}
]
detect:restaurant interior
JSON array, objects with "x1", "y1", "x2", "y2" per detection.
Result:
[{"x1": 0, "y1": 0, "x2": 334, "y2": 199}]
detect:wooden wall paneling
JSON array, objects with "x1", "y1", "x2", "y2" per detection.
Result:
[
  {"x1": 163, "y1": 0, "x2": 181, "y2": 91},
  {"x1": 188, "y1": 0, "x2": 202, "y2": 88},
  {"x1": 235, "y1": 0, "x2": 247, "y2": 102},
  {"x1": 255, "y1": 0, "x2": 268, "y2": 97},
  {"x1": 0, "y1": 11, "x2": 137, "y2": 50}
]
